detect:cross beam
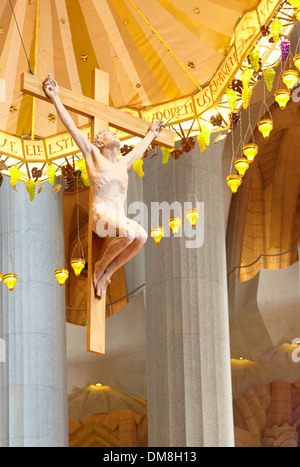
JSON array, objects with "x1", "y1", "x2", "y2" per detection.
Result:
[{"x1": 21, "y1": 72, "x2": 174, "y2": 148}]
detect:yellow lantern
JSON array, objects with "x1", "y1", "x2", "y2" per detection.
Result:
[
  {"x1": 169, "y1": 217, "x2": 183, "y2": 235},
  {"x1": 71, "y1": 258, "x2": 86, "y2": 276},
  {"x1": 243, "y1": 144, "x2": 258, "y2": 163},
  {"x1": 274, "y1": 89, "x2": 291, "y2": 109},
  {"x1": 54, "y1": 269, "x2": 69, "y2": 286},
  {"x1": 294, "y1": 54, "x2": 300, "y2": 71},
  {"x1": 234, "y1": 157, "x2": 249, "y2": 177},
  {"x1": 151, "y1": 227, "x2": 164, "y2": 245},
  {"x1": 226, "y1": 175, "x2": 242, "y2": 194},
  {"x1": 3, "y1": 273, "x2": 18, "y2": 291},
  {"x1": 282, "y1": 69, "x2": 298, "y2": 90},
  {"x1": 185, "y1": 208, "x2": 200, "y2": 227},
  {"x1": 0, "y1": 273, "x2": 2, "y2": 282},
  {"x1": 257, "y1": 119, "x2": 273, "y2": 139}
]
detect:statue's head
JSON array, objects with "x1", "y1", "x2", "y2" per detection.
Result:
[{"x1": 94, "y1": 130, "x2": 120, "y2": 154}]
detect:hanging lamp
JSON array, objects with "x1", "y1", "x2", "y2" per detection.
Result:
[
  {"x1": 243, "y1": 144, "x2": 258, "y2": 163},
  {"x1": 257, "y1": 119, "x2": 273, "y2": 139},
  {"x1": 185, "y1": 208, "x2": 200, "y2": 227},
  {"x1": 234, "y1": 157, "x2": 249, "y2": 177},
  {"x1": 151, "y1": 227, "x2": 165, "y2": 245},
  {"x1": 169, "y1": 217, "x2": 183, "y2": 235},
  {"x1": 294, "y1": 54, "x2": 300, "y2": 71},
  {"x1": 282, "y1": 69, "x2": 298, "y2": 90},
  {"x1": 274, "y1": 89, "x2": 291, "y2": 109},
  {"x1": 227, "y1": 175, "x2": 242, "y2": 194},
  {"x1": 70, "y1": 174, "x2": 86, "y2": 278},
  {"x1": 3, "y1": 273, "x2": 18, "y2": 291},
  {"x1": 71, "y1": 258, "x2": 86, "y2": 276},
  {"x1": 54, "y1": 269, "x2": 69, "y2": 286}
]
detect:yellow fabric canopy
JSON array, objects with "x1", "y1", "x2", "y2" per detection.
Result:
[{"x1": 0, "y1": 0, "x2": 263, "y2": 139}]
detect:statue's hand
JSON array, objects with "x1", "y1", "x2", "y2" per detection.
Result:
[
  {"x1": 149, "y1": 119, "x2": 164, "y2": 137},
  {"x1": 43, "y1": 74, "x2": 58, "y2": 99}
]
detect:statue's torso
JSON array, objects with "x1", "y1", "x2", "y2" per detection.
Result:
[{"x1": 87, "y1": 154, "x2": 129, "y2": 210}]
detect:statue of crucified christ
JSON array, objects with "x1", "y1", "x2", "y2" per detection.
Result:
[{"x1": 43, "y1": 75, "x2": 164, "y2": 299}]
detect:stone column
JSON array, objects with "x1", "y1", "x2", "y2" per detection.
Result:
[
  {"x1": 144, "y1": 141, "x2": 234, "y2": 447},
  {"x1": 0, "y1": 179, "x2": 68, "y2": 447}
]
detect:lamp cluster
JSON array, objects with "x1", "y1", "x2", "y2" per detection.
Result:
[
  {"x1": 227, "y1": 1, "x2": 300, "y2": 195},
  {"x1": 151, "y1": 209, "x2": 200, "y2": 245},
  {"x1": 54, "y1": 258, "x2": 86, "y2": 287}
]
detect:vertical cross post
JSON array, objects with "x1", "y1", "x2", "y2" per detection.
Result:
[{"x1": 86, "y1": 69, "x2": 110, "y2": 355}]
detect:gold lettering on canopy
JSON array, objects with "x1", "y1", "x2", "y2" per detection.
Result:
[
  {"x1": 23, "y1": 140, "x2": 46, "y2": 162},
  {"x1": 0, "y1": 131, "x2": 23, "y2": 158}
]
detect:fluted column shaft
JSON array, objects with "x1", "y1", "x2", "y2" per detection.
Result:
[
  {"x1": 144, "y1": 141, "x2": 234, "y2": 447},
  {"x1": 0, "y1": 179, "x2": 68, "y2": 447}
]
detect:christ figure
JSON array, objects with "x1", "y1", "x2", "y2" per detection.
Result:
[{"x1": 43, "y1": 75, "x2": 163, "y2": 298}]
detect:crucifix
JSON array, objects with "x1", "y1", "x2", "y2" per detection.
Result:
[{"x1": 21, "y1": 69, "x2": 174, "y2": 355}]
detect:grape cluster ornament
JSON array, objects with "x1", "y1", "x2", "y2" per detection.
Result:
[
  {"x1": 226, "y1": 88, "x2": 237, "y2": 112},
  {"x1": 264, "y1": 68, "x2": 276, "y2": 92},
  {"x1": 249, "y1": 48, "x2": 260, "y2": 72},
  {"x1": 229, "y1": 113, "x2": 240, "y2": 130},
  {"x1": 280, "y1": 39, "x2": 291, "y2": 62}
]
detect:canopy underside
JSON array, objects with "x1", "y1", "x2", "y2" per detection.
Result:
[{"x1": 0, "y1": 0, "x2": 261, "y2": 139}]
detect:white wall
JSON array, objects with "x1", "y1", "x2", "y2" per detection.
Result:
[{"x1": 66, "y1": 291, "x2": 147, "y2": 398}]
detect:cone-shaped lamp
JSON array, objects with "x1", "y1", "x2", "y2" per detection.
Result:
[
  {"x1": 234, "y1": 157, "x2": 249, "y2": 177},
  {"x1": 243, "y1": 144, "x2": 258, "y2": 163},
  {"x1": 282, "y1": 69, "x2": 298, "y2": 90},
  {"x1": 258, "y1": 119, "x2": 273, "y2": 139},
  {"x1": 274, "y1": 89, "x2": 291, "y2": 109},
  {"x1": 55, "y1": 269, "x2": 69, "y2": 286},
  {"x1": 227, "y1": 175, "x2": 242, "y2": 194},
  {"x1": 3, "y1": 273, "x2": 17, "y2": 291},
  {"x1": 151, "y1": 227, "x2": 165, "y2": 245},
  {"x1": 185, "y1": 208, "x2": 200, "y2": 227},
  {"x1": 294, "y1": 53, "x2": 300, "y2": 71},
  {"x1": 71, "y1": 258, "x2": 86, "y2": 276},
  {"x1": 169, "y1": 217, "x2": 183, "y2": 235}
]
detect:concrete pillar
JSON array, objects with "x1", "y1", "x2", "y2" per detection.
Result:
[
  {"x1": 144, "y1": 141, "x2": 234, "y2": 447},
  {"x1": 0, "y1": 179, "x2": 68, "y2": 447}
]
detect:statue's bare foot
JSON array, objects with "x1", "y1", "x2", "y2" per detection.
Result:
[
  {"x1": 93, "y1": 261, "x2": 106, "y2": 291},
  {"x1": 96, "y1": 271, "x2": 111, "y2": 299}
]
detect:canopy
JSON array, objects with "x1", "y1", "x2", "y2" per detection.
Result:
[{"x1": 0, "y1": 0, "x2": 294, "y2": 183}]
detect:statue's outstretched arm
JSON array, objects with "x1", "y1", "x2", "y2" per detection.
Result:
[
  {"x1": 43, "y1": 74, "x2": 94, "y2": 159},
  {"x1": 124, "y1": 119, "x2": 164, "y2": 168}
]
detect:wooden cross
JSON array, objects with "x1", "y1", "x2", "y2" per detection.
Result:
[{"x1": 21, "y1": 69, "x2": 174, "y2": 355}]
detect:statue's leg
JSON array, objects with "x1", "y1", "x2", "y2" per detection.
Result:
[
  {"x1": 93, "y1": 236, "x2": 132, "y2": 290},
  {"x1": 92, "y1": 211, "x2": 138, "y2": 296},
  {"x1": 95, "y1": 221, "x2": 147, "y2": 298}
]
